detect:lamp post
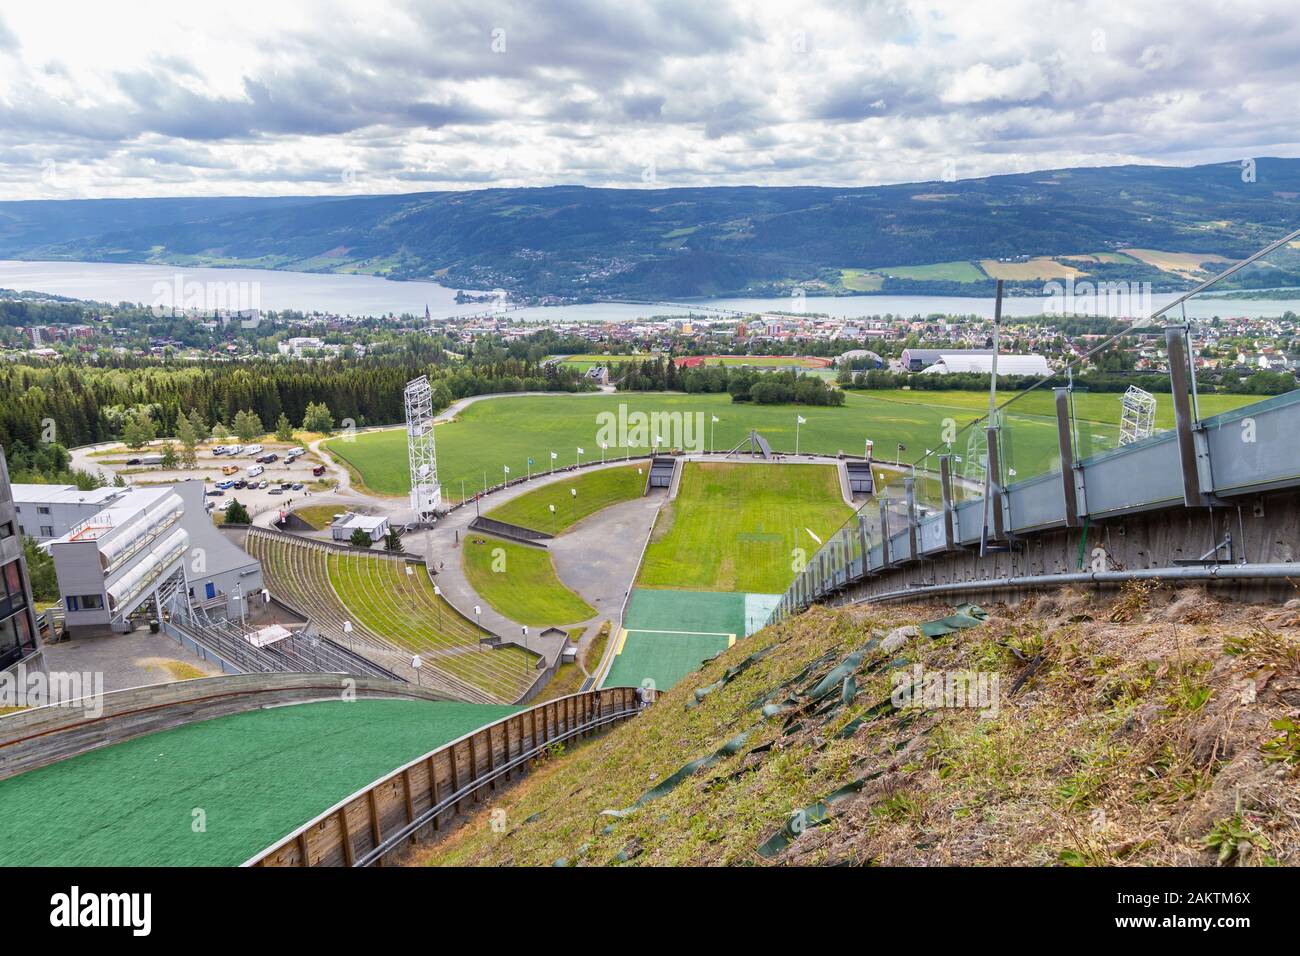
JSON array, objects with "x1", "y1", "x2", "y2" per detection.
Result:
[
  {"x1": 570, "y1": 486, "x2": 577, "y2": 524},
  {"x1": 433, "y1": 584, "x2": 444, "y2": 633},
  {"x1": 549, "y1": 503, "x2": 557, "y2": 535},
  {"x1": 411, "y1": 654, "x2": 424, "y2": 687},
  {"x1": 503, "y1": 464, "x2": 510, "y2": 486},
  {"x1": 896, "y1": 442, "x2": 905, "y2": 466}
]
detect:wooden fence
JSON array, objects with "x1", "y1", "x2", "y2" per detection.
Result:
[{"x1": 246, "y1": 687, "x2": 641, "y2": 867}]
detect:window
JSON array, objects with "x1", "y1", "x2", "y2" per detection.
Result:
[
  {"x1": 75, "y1": 594, "x2": 103, "y2": 611},
  {"x1": 37, "y1": 506, "x2": 50, "y2": 515},
  {"x1": 40, "y1": 526, "x2": 54, "y2": 538},
  {"x1": 66, "y1": 596, "x2": 78, "y2": 611}
]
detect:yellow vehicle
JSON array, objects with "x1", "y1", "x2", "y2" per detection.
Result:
[{"x1": 221, "y1": 465, "x2": 239, "y2": 476}]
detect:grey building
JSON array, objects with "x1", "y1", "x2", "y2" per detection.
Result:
[
  {"x1": 40, "y1": 479, "x2": 262, "y2": 636},
  {"x1": 0, "y1": 448, "x2": 44, "y2": 675}
]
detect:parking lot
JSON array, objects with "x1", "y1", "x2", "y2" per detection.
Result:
[{"x1": 88, "y1": 439, "x2": 337, "y2": 523}]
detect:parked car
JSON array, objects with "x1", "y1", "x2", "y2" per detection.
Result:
[
  {"x1": 291, "y1": 482, "x2": 304, "y2": 491},
  {"x1": 212, "y1": 445, "x2": 229, "y2": 456},
  {"x1": 268, "y1": 487, "x2": 283, "y2": 495},
  {"x1": 215, "y1": 479, "x2": 233, "y2": 490},
  {"x1": 258, "y1": 480, "x2": 269, "y2": 489},
  {"x1": 126, "y1": 457, "x2": 142, "y2": 466},
  {"x1": 234, "y1": 479, "x2": 247, "y2": 489},
  {"x1": 221, "y1": 465, "x2": 239, "y2": 475},
  {"x1": 287, "y1": 447, "x2": 305, "y2": 457},
  {"x1": 283, "y1": 453, "x2": 299, "y2": 465},
  {"x1": 280, "y1": 482, "x2": 293, "y2": 490},
  {"x1": 312, "y1": 465, "x2": 326, "y2": 477},
  {"x1": 245, "y1": 444, "x2": 264, "y2": 455},
  {"x1": 206, "y1": 489, "x2": 224, "y2": 497}
]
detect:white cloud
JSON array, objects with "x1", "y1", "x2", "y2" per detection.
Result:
[
  {"x1": 0, "y1": 0, "x2": 1296, "y2": 198},
  {"x1": 940, "y1": 62, "x2": 1050, "y2": 105}
]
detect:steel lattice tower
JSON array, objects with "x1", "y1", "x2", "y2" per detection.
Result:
[
  {"x1": 1119, "y1": 386, "x2": 1157, "y2": 446},
  {"x1": 404, "y1": 375, "x2": 442, "y2": 521}
]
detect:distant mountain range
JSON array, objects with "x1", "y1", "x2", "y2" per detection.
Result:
[{"x1": 3, "y1": 159, "x2": 1300, "y2": 299}]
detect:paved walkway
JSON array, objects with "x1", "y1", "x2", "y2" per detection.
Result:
[
  {"x1": 42, "y1": 630, "x2": 223, "y2": 693},
  {"x1": 418, "y1": 459, "x2": 662, "y2": 667}
]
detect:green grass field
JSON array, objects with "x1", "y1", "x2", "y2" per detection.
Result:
[
  {"x1": 462, "y1": 536, "x2": 595, "y2": 626},
  {"x1": 638, "y1": 462, "x2": 854, "y2": 594},
  {"x1": 873, "y1": 260, "x2": 987, "y2": 282},
  {"x1": 485, "y1": 465, "x2": 645, "y2": 534},
  {"x1": 323, "y1": 390, "x2": 1266, "y2": 500},
  {"x1": 0, "y1": 699, "x2": 515, "y2": 866}
]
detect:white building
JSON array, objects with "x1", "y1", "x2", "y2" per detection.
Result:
[
  {"x1": 331, "y1": 512, "x2": 390, "y2": 544},
  {"x1": 12, "y1": 484, "x2": 132, "y2": 542},
  {"x1": 37, "y1": 480, "x2": 262, "y2": 635},
  {"x1": 919, "y1": 354, "x2": 1053, "y2": 376}
]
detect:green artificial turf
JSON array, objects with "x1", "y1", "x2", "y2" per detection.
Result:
[
  {"x1": 461, "y1": 536, "x2": 595, "y2": 627},
  {"x1": 638, "y1": 462, "x2": 853, "y2": 594},
  {"x1": 0, "y1": 699, "x2": 515, "y2": 866},
  {"x1": 603, "y1": 629, "x2": 733, "y2": 693},
  {"x1": 485, "y1": 464, "x2": 645, "y2": 534}
]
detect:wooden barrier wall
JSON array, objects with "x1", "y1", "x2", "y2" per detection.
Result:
[{"x1": 247, "y1": 687, "x2": 640, "y2": 867}]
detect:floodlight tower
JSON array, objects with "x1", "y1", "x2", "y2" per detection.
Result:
[
  {"x1": 1119, "y1": 386, "x2": 1157, "y2": 446},
  {"x1": 404, "y1": 375, "x2": 442, "y2": 522}
]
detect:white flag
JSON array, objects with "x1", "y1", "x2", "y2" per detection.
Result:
[
  {"x1": 577, "y1": 447, "x2": 585, "y2": 455},
  {"x1": 712, "y1": 415, "x2": 719, "y2": 423},
  {"x1": 504, "y1": 465, "x2": 510, "y2": 473},
  {"x1": 550, "y1": 451, "x2": 558, "y2": 459},
  {"x1": 797, "y1": 415, "x2": 807, "y2": 425}
]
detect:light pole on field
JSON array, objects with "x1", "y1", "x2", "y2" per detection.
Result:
[
  {"x1": 433, "y1": 584, "x2": 444, "y2": 632},
  {"x1": 570, "y1": 486, "x2": 577, "y2": 524}
]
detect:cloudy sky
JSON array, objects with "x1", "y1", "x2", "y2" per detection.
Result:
[{"x1": 2, "y1": 0, "x2": 1297, "y2": 199}]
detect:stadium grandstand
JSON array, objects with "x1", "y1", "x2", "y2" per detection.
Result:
[{"x1": 245, "y1": 530, "x2": 539, "y2": 703}]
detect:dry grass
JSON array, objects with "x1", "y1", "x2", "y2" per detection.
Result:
[{"x1": 413, "y1": 586, "x2": 1300, "y2": 867}]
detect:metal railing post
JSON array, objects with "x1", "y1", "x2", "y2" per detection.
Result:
[{"x1": 1054, "y1": 387, "x2": 1079, "y2": 527}]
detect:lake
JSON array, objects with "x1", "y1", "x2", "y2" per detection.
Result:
[{"x1": 2, "y1": 259, "x2": 1298, "y2": 322}]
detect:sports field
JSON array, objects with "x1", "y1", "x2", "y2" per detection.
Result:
[
  {"x1": 0, "y1": 699, "x2": 515, "y2": 866},
  {"x1": 462, "y1": 535, "x2": 595, "y2": 626},
  {"x1": 485, "y1": 464, "x2": 644, "y2": 534},
  {"x1": 323, "y1": 390, "x2": 1265, "y2": 501},
  {"x1": 638, "y1": 462, "x2": 854, "y2": 594}
]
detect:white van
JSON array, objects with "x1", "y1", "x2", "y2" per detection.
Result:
[
  {"x1": 247, "y1": 464, "x2": 265, "y2": 478},
  {"x1": 287, "y1": 447, "x2": 304, "y2": 457},
  {"x1": 245, "y1": 444, "x2": 264, "y2": 455},
  {"x1": 229, "y1": 444, "x2": 245, "y2": 456}
]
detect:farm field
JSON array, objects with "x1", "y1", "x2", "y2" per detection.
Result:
[
  {"x1": 485, "y1": 464, "x2": 644, "y2": 534},
  {"x1": 979, "y1": 257, "x2": 1084, "y2": 280},
  {"x1": 462, "y1": 536, "x2": 595, "y2": 627},
  {"x1": 638, "y1": 462, "x2": 854, "y2": 594},
  {"x1": 1121, "y1": 248, "x2": 1231, "y2": 277},
  {"x1": 0, "y1": 699, "x2": 515, "y2": 866},
  {"x1": 872, "y1": 260, "x2": 986, "y2": 282},
  {"x1": 838, "y1": 268, "x2": 884, "y2": 291},
  {"x1": 322, "y1": 390, "x2": 1268, "y2": 500}
]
